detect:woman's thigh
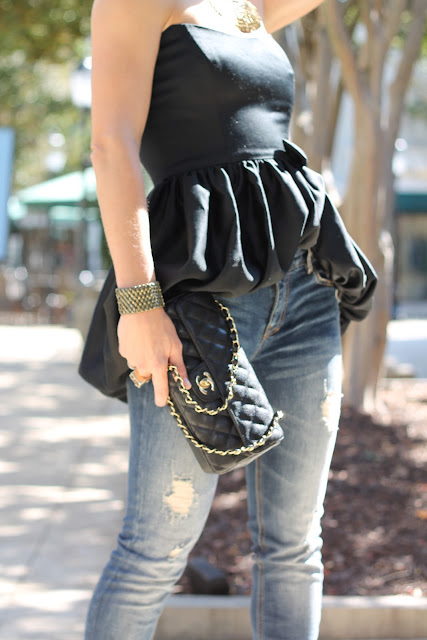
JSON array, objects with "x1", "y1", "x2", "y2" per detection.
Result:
[
  {"x1": 123, "y1": 255, "x2": 341, "y2": 558},
  {"x1": 219, "y1": 256, "x2": 342, "y2": 548},
  {"x1": 120, "y1": 380, "x2": 219, "y2": 560},
  {"x1": 220, "y1": 258, "x2": 342, "y2": 637},
  {"x1": 84, "y1": 385, "x2": 219, "y2": 640}
]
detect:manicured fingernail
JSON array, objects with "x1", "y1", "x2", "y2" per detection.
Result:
[{"x1": 184, "y1": 377, "x2": 191, "y2": 388}]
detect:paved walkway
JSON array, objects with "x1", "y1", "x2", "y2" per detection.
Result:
[
  {"x1": 0, "y1": 323, "x2": 425, "y2": 640},
  {"x1": 385, "y1": 318, "x2": 427, "y2": 377},
  {"x1": 0, "y1": 326, "x2": 129, "y2": 640}
]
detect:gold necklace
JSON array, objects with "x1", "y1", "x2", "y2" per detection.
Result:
[{"x1": 208, "y1": 0, "x2": 262, "y2": 34}]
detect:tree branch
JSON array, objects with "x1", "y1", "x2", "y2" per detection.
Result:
[
  {"x1": 367, "y1": 5, "x2": 385, "y2": 102},
  {"x1": 327, "y1": 76, "x2": 344, "y2": 158},
  {"x1": 388, "y1": 0, "x2": 427, "y2": 142},
  {"x1": 323, "y1": 0, "x2": 367, "y2": 107},
  {"x1": 360, "y1": 1, "x2": 380, "y2": 46},
  {"x1": 370, "y1": 0, "x2": 408, "y2": 101},
  {"x1": 326, "y1": 6, "x2": 359, "y2": 158},
  {"x1": 384, "y1": 0, "x2": 408, "y2": 52},
  {"x1": 311, "y1": 13, "x2": 334, "y2": 171},
  {"x1": 279, "y1": 25, "x2": 313, "y2": 147},
  {"x1": 374, "y1": 0, "x2": 384, "y2": 14}
]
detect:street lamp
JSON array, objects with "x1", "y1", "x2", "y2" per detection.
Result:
[
  {"x1": 45, "y1": 132, "x2": 66, "y2": 175},
  {"x1": 70, "y1": 57, "x2": 92, "y2": 110},
  {"x1": 70, "y1": 56, "x2": 92, "y2": 274}
]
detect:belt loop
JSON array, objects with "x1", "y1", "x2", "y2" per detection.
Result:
[{"x1": 306, "y1": 248, "x2": 314, "y2": 275}]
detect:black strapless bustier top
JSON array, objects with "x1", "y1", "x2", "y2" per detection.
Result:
[
  {"x1": 141, "y1": 24, "x2": 294, "y2": 183},
  {"x1": 79, "y1": 23, "x2": 377, "y2": 401},
  {"x1": 136, "y1": 24, "x2": 376, "y2": 325}
]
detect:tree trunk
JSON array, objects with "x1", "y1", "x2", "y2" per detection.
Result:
[
  {"x1": 281, "y1": 1, "x2": 427, "y2": 410},
  {"x1": 323, "y1": 0, "x2": 427, "y2": 410},
  {"x1": 340, "y1": 105, "x2": 386, "y2": 409}
]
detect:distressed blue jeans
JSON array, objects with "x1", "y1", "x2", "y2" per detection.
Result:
[{"x1": 85, "y1": 251, "x2": 342, "y2": 640}]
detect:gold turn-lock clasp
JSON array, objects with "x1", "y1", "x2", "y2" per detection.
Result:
[{"x1": 195, "y1": 371, "x2": 215, "y2": 395}]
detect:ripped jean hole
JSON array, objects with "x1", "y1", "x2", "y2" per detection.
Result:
[
  {"x1": 163, "y1": 476, "x2": 196, "y2": 518},
  {"x1": 321, "y1": 388, "x2": 342, "y2": 432},
  {"x1": 168, "y1": 545, "x2": 184, "y2": 559}
]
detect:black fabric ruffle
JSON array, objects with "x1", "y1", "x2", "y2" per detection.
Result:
[
  {"x1": 148, "y1": 139, "x2": 376, "y2": 328},
  {"x1": 78, "y1": 140, "x2": 377, "y2": 401}
]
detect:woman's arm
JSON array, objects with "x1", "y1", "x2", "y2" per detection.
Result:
[
  {"x1": 262, "y1": 0, "x2": 325, "y2": 32},
  {"x1": 91, "y1": 0, "x2": 169, "y2": 287},
  {"x1": 91, "y1": 0, "x2": 190, "y2": 406}
]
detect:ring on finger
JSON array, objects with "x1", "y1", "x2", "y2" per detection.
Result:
[{"x1": 129, "y1": 370, "x2": 152, "y2": 389}]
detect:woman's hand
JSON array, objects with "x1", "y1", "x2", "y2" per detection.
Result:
[{"x1": 117, "y1": 308, "x2": 191, "y2": 407}]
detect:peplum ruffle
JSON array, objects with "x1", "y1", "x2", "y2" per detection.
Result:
[
  {"x1": 148, "y1": 139, "x2": 376, "y2": 331},
  {"x1": 79, "y1": 140, "x2": 377, "y2": 401}
]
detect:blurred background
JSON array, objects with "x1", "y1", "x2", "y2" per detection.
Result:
[
  {"x1": 0, "y1": 2, "x2": 426, "y2": 340},
  {"x1": 0, "y1": 2, "x2": 426, "y2": 639}
]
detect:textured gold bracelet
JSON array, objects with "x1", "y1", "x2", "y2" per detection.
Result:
[{"x1": 115, "y1": 281, "x2": 165, "y2": 315}]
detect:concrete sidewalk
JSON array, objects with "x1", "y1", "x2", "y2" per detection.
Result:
[
  {"x1": 0, "y1": 326, "x2": 129, "y2": 640},
  {"x1": 0, "y1": 324, "x2": 426, "y2": 640},
  {"x1": 385, "y1": 318, "x2": 427, "y2": 378}
]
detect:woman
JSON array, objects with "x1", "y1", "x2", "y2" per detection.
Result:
[{"x1": 82, "y1": 1, "x2": 376, "y2": 638}]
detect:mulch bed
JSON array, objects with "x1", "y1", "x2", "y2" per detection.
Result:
[{"x1": 177, "y1": 379, "x2": 427, "y2": 597}]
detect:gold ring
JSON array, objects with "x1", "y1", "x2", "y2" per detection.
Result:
[{"x1": 129, "y1": 371, "x2": 151, "y2": 389}]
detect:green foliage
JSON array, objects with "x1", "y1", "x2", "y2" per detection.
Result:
[
  {"x1": 342, "y1": 0, "x2": 359, "y2": 29},
  {"x1": 2, "y1": 1, "x2": 425, "y2": 192},
  {"x1": 0, "y1": 1, "x2": 91, "y2": 190},
  {"x1": 388, "y1": 7, "x2": 427, "y2": 56},
  {"x1": 0, "y1": 0, "x2": 91, "y2": 63}
]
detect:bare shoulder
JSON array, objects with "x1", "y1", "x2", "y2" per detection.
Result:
[
  {"x1": 90, "y1": 0, "x2": 177, "y2": 145},
  {"x1": 91, "y1": 0, "x2": 174, "y2": 40}
]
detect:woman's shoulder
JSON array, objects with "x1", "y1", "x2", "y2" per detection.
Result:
[{"x1": 91, "y1": 0, "x2": 175, "y2": 34}]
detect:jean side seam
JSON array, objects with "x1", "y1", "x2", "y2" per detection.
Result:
[
  {"x1": 250, "y1": 283, "x2": 280, "y2": 361},
  {"x1": 286, "y1": 257, "x2": 307, "y2": 273},
  {"x1": 264, "y1": 268, "x2": 292, "y2": 338},
  {"x1": 255, "y1": 457, "x2": 265, "y2": 640},
  {"x1": 274, "y1": 259, "x2": 314, "y2": 333},
  {"x1": 274, "y1": 269, "x2": 291, "y2": 333},
  {"x1": 259, "y1": 262, "x2": 305, "y2": 343},
  {"x1": 250, "y1": 261, "x2": 306, "y2": 360},
  {"x1": 86, "y1": 560, "x2": 120, "y2": 638}
]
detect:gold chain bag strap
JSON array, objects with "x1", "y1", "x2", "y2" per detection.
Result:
[{"x1": 165, "y1": 293, "x2": 284, "y2": 474}]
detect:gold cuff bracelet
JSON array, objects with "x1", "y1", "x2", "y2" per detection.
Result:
[{"x1": 115, "y1": 281, "x2": 165, "y2": 315}]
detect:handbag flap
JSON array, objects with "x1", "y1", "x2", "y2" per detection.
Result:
[
  {"x1": 228, "y1": 346, "x2": 275, "y2": 445},
  {"x1": 174, "y1": 294, "x2": 233, "y2": 403},
  {"x1": 170, "y1": 294, "x2": 276, "y2": 447}
]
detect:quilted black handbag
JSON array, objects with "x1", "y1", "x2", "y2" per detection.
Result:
[{"x1": 164, "y1": 293, "x2": 284, "y2": 474}]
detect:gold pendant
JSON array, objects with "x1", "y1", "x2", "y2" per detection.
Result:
[
  {"x1": 233, "y1": 0, "x2": 262, "y2": 33},
  {"x1": 208, "y1": 0, "x2": 262, "y2": 34}
]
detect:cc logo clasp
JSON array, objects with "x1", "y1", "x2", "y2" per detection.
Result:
[{"x1": 195, "y1": 372, "x2": 215, "y2": 395}]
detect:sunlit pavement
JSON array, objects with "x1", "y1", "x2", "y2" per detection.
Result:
[
  {"x1": 385, "y1": 319, "x2": 427, "y2": 378},
  {"x1": 0, "y1": 323, "x2": 426, "y2": 640},
  {"x1": 0, "y1": 326, "x2": 129, "y2": 640}
]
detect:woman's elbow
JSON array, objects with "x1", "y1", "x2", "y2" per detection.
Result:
[{"x1": 90, "y1": 133, "x2": 138, "y2": 167}]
